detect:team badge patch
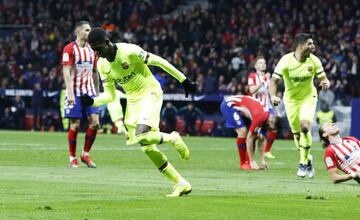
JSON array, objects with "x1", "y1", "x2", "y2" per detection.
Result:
[
  {"x1": 307, "y1": 66, "x2": 313, "y2": 72},
  {"x1": 122, "y1": 62, "x2": 129, "y2": 69},
  {"x1": 63, "y1": 53, "x2": 69, "y2": 62},
  {"x1": 325, "y1": 157, "x2": 334, "y2": 167}
]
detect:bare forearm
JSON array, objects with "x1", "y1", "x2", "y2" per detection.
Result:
[
  {"x1": 63, "y1": 67, "x2": 73, "y2": 95},
  {"x1": 93, "y1": 71, "x2": 99, "y2": 95},
  {"x1": 269, "y1": 78, "x2": 278, "y2": 97},
  {"x1": 331, "y1": 173, "x2": 353, "y2": 184},
  {"x1": 246, "y1": 135, "x2": 255, "y2": 161},
  {"x1": 249, "y1": 84, "x2": 263, "y2": 94},
  {"x1": 258, "y1": 138, "x2": 266, "y2": 162}
]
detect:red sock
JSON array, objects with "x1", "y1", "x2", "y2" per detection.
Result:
[
  {"x1": 84, "y1": 127, "x2": 97, "y2": 153},
  {"x1": 265, "y1": 131, "x2": 277, "y2": 152},
  {"x1": 68, "y1": 129, "x2": 78, "y2": 157},
  {"x1": 236, "y1": 137, "x2": 248, "y2": 165}
]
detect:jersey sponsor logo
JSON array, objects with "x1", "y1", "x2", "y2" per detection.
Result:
[
  {"x1": 63, "y1": 53, "x2": 69, "y2": 62},
  {"x1": 290, "y1": 76, "x2": 311, "y2": 82},
  {"x1": 325, "y1": 157, "x2": 334, "y2": 167},
  {"x1": 114, "y1": 72, "x2": 136, "y2": 84}
]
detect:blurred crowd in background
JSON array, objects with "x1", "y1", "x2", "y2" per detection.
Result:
[{"x1": 0, "y1": 0, "x2": 359, "y2": 132}]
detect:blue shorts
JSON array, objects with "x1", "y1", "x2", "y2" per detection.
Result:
[
  {"x1": 220, "y1": 101, "x2": 246, "y2": 129},
  {"x1": 64, "y1": 96, "x2": 99, "y2": 119},
  {"x1": 268, "y1": 107, "x2": 276, "y2": 117}
]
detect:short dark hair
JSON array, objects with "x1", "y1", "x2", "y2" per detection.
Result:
[
  {"x1": 88, "y1": 28, "x2": 108, "y2": 45},
  {"x1": 74, "y1": 21, "x2": 90, "y2": 30},
  {"x1": 254, "y1": 56, "x2": 265, "y2": 64},
  {"x1": 318, "y1": 125, "x2": 330, "y2": 148},
  {"x1": 294, "y1": 33, "x2": 312, "y2": 48}
]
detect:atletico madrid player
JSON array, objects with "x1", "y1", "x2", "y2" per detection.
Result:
[
  {"x1": 319, "y1": 123, "x2": 360, "y2": 184},
  {"x1": 62, "y1": 21, "x2": 99, "y2": 168}
]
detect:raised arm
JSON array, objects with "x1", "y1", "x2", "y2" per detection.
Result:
[{"x1": 147, "y1": 53, "x2": 196, "y2": 97}]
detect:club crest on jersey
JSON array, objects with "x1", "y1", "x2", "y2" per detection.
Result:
[
  {"x1": 122, "y1": 62, "x2": 129, "y2": 69},
  {"x1": 307, "y1": 66, "x2": 313, "y2": 72}
]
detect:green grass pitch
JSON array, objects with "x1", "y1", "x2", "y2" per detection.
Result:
[{"x1": 0, "y1": 130, "x2": 359, "y2": 220}]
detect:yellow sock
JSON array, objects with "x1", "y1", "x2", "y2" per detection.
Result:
[
  {"x1": 141, "y1": 145, "x2": 168, "y2": 168},
  {"x1": 303, "y1": 147, "x2": 310, "y2": 164},
  {"x1": 305, "y1": 131, "x2": 313, "y2": 147},
  {"x1": 161, "y1": 162, "x2": 183, "y2": 183},
  {"x1": 293, "y1": 135, "x2": 300, "y2": 150},
  {"x1": 299, "y1": 132, "x2": 307, "y2": 148},
  {"x1": 299, "y1": 147, "x2": 307, "y2": 164}
]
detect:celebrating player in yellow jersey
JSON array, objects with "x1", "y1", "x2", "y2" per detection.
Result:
[
  {"x1": 269, "y1": 33, "x2": 330, "y2": 178},
  {"x1": 81, "y1": 28, "x2": 196, "y2": 197}
]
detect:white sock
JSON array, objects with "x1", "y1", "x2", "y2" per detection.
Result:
[
  {"x1": 82, "y1": 151, "x2": 89, "y2": 156},
  {"x1": 69, "y1": 156, "x2": 77, "y2": 162}
]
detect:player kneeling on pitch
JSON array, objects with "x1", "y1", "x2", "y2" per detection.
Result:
[
  {"x1": 220, "y1": 95, "x2": 273, "y2": 170},
  {"x1": 81, "y1": 28, "x2": 197, "y2": 197},
  {"x1": 319, "y1": 123, "x2": 360, "y2": 184}
]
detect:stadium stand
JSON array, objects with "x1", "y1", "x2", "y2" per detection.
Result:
[{"x1": 0, "y1": 0, "x2": 358, "y2": 134}]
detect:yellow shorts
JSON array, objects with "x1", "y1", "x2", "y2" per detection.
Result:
[
  {"x1": 125, "y1": 91, "x2": 163, "y2": 145},
  {"x1": 284, "y1": 95, "x2": 317, "y2": 133}
]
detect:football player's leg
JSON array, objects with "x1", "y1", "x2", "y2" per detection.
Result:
[
  {"x1": 64, "y1": 96, "x2": 82, "y2": 167},
  {"x1": 264, "y1": 113, "x2": 278, "y2": 158},
  {"x1": 300, "y1": 97, "x2": 317, "y2": 177},
  {"x1": 220, "y1": 101, "x2": 249, "y2": 169},
  {"x1": 135, "y1": 93, "x2": 190, "y2": 160},
  {"x1": 107, "y1": 91, "x2": 126, "y2": 134},
  {"x1": 81, "y1": 105, "x2": 100, "y2": 168},
  {"x1": 68, "y1": 118, "x2": 80, "y2": 167}
]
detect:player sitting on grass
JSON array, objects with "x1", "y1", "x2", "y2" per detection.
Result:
[
  {"x1": 220, "y1": 95, "x2": 272, "y2": 170},
  {"x1": 319, "y1": 123, "x2": 360, "y2": 184},
  {"x1": 81, "y1": 28, "x2": 196, "y2": 197}
]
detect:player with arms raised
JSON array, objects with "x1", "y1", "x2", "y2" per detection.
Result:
[
  {"x1": 248, "y1": 56, "x2": 278, "y2": 159},
  {"x1": 319, "y1": 123, "x2": 360, "y2": 184},
  {"x1": 62, "y1": 21, "x2": 99, "y2": 168},
  {"x1": 269, "y1": 33, "x2": 330, "y2": 178},
  {"x1": 81, "y1": 28, "x2": 197, "y2": 197}
]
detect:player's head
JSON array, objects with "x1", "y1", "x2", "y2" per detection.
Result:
[
  {"x1": 320, "y1": 102, "x2": 330, "y2": 112},
  {"x1": 294, "y1": 33, "x2": 315, "y2": 57},
  {"x1": 88, "y1": 28, "x2": 111, "y2": 58},
  {"x1": 319, "y1": 123, "x2": 340, "y2": 148},
  {"x1": 254, "y1": 56, "x2": 266, "y2": 73},
  {"x1": 74, "y1": 21, "x2": 91, "y2": 41}
]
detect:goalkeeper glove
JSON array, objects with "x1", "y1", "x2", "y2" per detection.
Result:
[
  {"x1": 80, "y1": 94, "x2": 94, "y2": 106},
  {"x1": 181, "y1": 78, "x2": 197, "y2": 97}
]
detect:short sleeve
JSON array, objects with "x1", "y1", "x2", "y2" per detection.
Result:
[
  {"x1": 248, "y1": 73, "x2": 256, "y2": 86},
  {"x1": 312, "y1": 54, "x2": 325, "y2": 78},
  {"x1": 323, "y1": 147, "x2": 338, "y2": 170},
  {"x1": 62, "y1": 44, "x2": 74, "y2": 66},
  {"x1": 273, "y1": 55, "x2": 288, "y2": 78}
]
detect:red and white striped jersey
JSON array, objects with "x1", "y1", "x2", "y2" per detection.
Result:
[
  {"x1": 62, "y1": 42, "x2": 97, "y2": 96},
  {"x1": 225, "y1": 95, "x2": 270, "y2": 134},
  {"x1": 323, "y1": 136, "x2": 360, "y2": 174},
  {"x1": 248, "y1": 72, "x2": 271, "y2": 110},
  {"x1": 225, "y1": 95, "x2": 268, "y2": 121}
]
